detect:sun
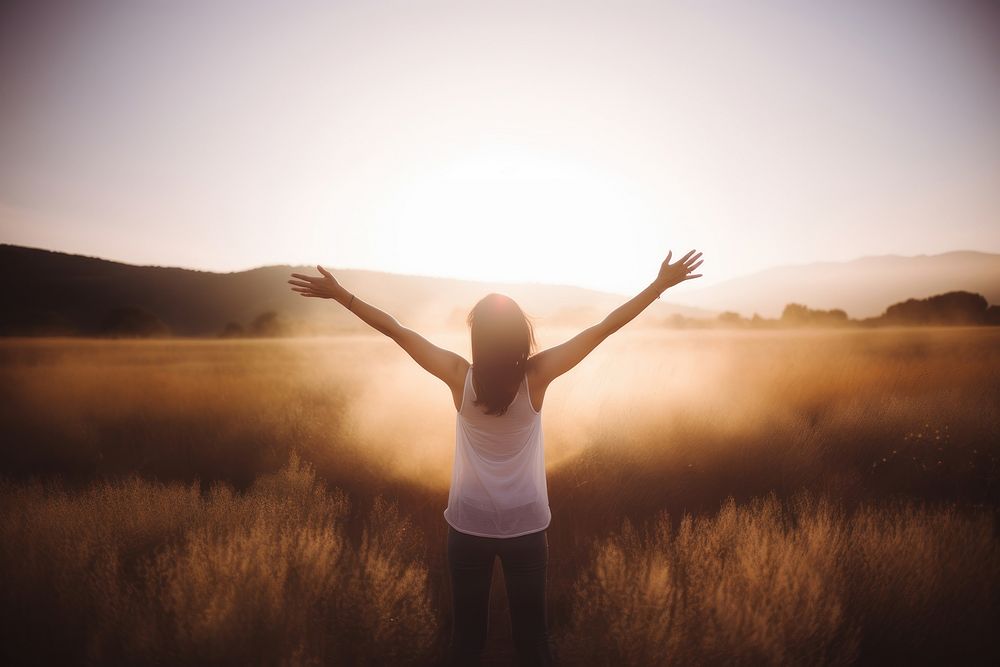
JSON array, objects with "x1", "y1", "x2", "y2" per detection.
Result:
[{"x1": 370, "y1": 145, "x2": 660, "y2": 292}]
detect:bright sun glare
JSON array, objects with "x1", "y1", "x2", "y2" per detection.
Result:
[{"x1": 368, "y1": 146, "x2": 662, "y2": 292}]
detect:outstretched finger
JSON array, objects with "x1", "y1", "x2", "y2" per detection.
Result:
[
  {"x1": 317, "y1": 265, "x2": 332, "y2": 277},
  {"x1": 684, "y1": 252, "x2": 703, "y2": 266},
  {"x1": 288, "y1": 279, "x2": 313, "y2": 288},
  {"x1": 687, "y1": 259, "x2": 704, "y2": 271},
  {"x1": 683, "y1": 273, "x2": 702, "y2": 281},
  {"x1": 290, "y1": 273, "x2": 320, "y2": 282},
  {"x1": 677, "y1": 249, "x2": 696, "y2": 264}
]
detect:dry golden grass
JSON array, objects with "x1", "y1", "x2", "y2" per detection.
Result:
[
  {"x1": 0, "y1": 327, "x2": 998, "y2": 664},
  {"x1": 560, "y1": 495, "x2": 998, "y2": 666},
  {"x1": 0, "y1": 454, "x2": 436, "y2": 665}
]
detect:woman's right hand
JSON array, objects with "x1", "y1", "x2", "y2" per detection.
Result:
[
  {"x1": 288, "y1": 265, "x2": 348, "y2": 300},
  {"x1": 654, "y1": 249, "x2": 704, "y2": 291}
]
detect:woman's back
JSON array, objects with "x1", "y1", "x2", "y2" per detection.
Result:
[{"x1": 444, "y1": 365, "x2": 552, "y2": 538}]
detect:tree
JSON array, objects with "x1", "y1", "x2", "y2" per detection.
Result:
[
  {"x1": 219, "y1": 322, "x2": 245, "y2": 338},
  {"x1": 717, "y1": 311, "x2": 745, "y2": 327},
  {"x1": 987, "y1": 305, "x2": 1000, "y2": 326},
  {"x1": 882, "y1": 291, "x2": 988, "y2": 325},
  {"x1": 99, "y1": 306, "x2": 170, "y2": 338},
  {"x1": 781, "y1": 303, "x2": 810, "y2": 324},
  {"x1": 250, "y1": 311, "x2": 289, "y2": 337},
  {"x1": 781, "y1": 303, "x2": 849, "y2": 327}
]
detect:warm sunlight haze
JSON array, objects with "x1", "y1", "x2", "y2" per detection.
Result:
[
  {"x1": 2, "y1": 0, "x2": 999, "y2": 293},
  {"x1": 1, "y1": 1, "x2": 999, "y2": 665}
]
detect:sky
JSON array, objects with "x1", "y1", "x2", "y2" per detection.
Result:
[{"x1": 1, "y1": 0, "x2": 998, "y2": 294}]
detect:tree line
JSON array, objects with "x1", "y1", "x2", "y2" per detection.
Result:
[
  {"x1": 684, "y1": 290, "x2": 1000, "y2": 329},
  {"x1": 96, "y1": 309, "x2": 295, "y2": 339},
  {"x1": 80, "y1": 290, "x2": 1000, "y2": 338}
]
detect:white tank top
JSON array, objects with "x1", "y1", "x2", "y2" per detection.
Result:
[{"x1": 444, "y1": 364, "x2": 552, "y2": 538}]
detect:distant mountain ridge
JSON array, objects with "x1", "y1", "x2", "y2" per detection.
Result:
[
  {"x1": 668, "y1": 250, "x2": 1000, "y2": 318},
  {"x1": 0, "y1": 244, "x2": 714, "y2": 336}
]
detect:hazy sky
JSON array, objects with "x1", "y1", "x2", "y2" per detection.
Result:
[{"x1": 1, "y1": 0, "x2": 998, "y2": 293}]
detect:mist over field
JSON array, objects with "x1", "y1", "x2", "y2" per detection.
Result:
[{"x1": 1, "y1": 328, "x2": 998, "y2": 664}]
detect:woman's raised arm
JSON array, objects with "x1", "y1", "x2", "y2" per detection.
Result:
[
  {"x1": 529, "y1": 249, "x2": 703, "y2": 387},
  {"x1": 288, "y1": 266, "x2": 468, "y2": 390}
]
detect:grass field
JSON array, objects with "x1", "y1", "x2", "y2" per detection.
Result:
[{"x1": 1, "y1": 328, "x2": 998, "y2": 665}]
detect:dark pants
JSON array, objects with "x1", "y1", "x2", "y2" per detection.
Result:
[{"x1": 446, "y1": 525, "x2": 556, "y2": 666}]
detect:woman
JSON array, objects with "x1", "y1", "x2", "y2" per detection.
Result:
[{"x1": 288, "y1": 249, "x2": 704, "y2": 666}]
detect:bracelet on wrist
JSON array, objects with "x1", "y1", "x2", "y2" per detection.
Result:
[{"x1": 347, "y1": 294, "x2": 355, "y2": 311}]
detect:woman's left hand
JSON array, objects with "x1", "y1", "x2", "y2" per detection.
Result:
[{"x1": 288, "y1": 265, "x2": 346, "y2": 299}]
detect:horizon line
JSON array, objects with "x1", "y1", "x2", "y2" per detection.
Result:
[{"x1": 2, "y1": 241, "x2": 997, "y2": 296}]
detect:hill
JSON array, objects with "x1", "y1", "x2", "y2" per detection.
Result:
[
  {"x1": 667, "y1": 251, "x2": 1000, "y2": 318},
  {"x1": 0, "y1": 244, "x2": 714, "y2": 336}
]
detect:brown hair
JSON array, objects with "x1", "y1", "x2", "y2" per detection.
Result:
[{"x1": 466, "y1": 293, "x2": 537, "y2": 416}]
